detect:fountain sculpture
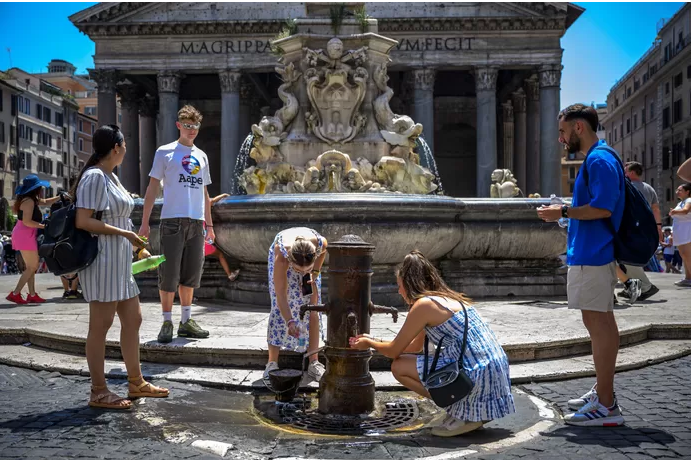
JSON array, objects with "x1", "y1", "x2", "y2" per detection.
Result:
[
  {"x1": 134, "y1": 3, "x2": 566, "y2": 307},
  {"x1": 299, "y1": 235, "x2": 397, "y2": 415},
  {"x1": 236, "y1": 14, "x2": 439, "y2": 195}
]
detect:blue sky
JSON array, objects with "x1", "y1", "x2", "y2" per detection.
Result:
[{"x1": 0, "y1": 2, "x2": 684, "y2": 106}]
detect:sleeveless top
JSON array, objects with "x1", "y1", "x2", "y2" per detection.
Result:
[{"x1": 18, "y1": 200, "x2": 42, "y2": 224}]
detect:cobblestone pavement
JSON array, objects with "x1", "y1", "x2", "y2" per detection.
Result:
[
  {"x1": 1, "y1": 356, "x2": 691, "y2": 459},
  {"x1": 476, "y1": 355, "x2": 691, "y2": 460}
]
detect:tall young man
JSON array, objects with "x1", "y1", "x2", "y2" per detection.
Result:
[
  {"x1": 538, "y1": 104, "x2": 625, "y2": 426},
  {"x1": 139, "y1": 105, "x2": 214, "y2": 343}
]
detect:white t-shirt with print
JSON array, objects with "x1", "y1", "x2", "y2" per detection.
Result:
[{"x1": 149, "y1": 141, "x2": 211, "y2": 220}]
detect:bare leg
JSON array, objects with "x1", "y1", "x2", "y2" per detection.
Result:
[
  {"x1": 13, "y1": 250, "x2": 39, "y2": 294},
  {"x1": 582, "y1": 310, "x2": 619, "y2": 408},
  {"x1": 159, "y1": 290, "x2": 175, "y2": 314},
  {"x1": 615, "y1": 265, "x2": 628, "y2": 283},
  {"x1": 680, "y1": 244, "x2": 691, "y2": 280},
  {"x1": 268, "y1": 344, "x2": 280, "y2": 363},
  {"x1": 178, "y1": 285, "x2": 194, "y2": 306},
  {"x1": 391, "y1": 355, "x2": 431, "y2": 398},
  {"x1": 212, "y1": 250, "x2": 232, "y2": 277},
  {"x1": 71, "y1": 277, "x2": 79, "y2": 291},
  {"x1": 116, "y1": 296, "x2": 143, "y2": 378},
  {"x1": 27, "y1": 273, "x2": 36, "y2": 296},
  {"x1": 85, "y1": 301, "x2": 118, "y2": 388}
]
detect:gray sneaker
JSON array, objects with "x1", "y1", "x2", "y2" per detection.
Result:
[
  {"x1": 178, "y1": 318, "x2": 210, "y2": 338},
  {"x1": 157, "y1": 321, "x2": 174, "y2": 343},
  {"x1": 674, "y1": 279, "x2": 691, "y2": 287}
]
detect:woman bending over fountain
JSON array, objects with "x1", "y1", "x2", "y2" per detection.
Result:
[
  {"x1": 350, "y1": 250, "x2": 515, "y2": 437},
  {"x1": 264, "y1": 227, "x2": 328, "y2": 388}
]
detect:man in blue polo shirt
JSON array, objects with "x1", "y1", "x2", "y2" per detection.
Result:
[{"x1": 538, "y1": 103, "x2": 625, "y2": 427}]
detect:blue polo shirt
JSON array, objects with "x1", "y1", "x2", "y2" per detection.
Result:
[{"x1": 567, "y1": 140, "x2": 625, "y2": 266}]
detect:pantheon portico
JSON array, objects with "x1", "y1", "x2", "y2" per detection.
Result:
[{"x1": 70, "y1": 2, "x2": 582, "y2": 198}]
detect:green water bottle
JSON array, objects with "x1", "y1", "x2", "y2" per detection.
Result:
[{"x1": 132, "y1": 255, "x2": 166, "y2": 275}]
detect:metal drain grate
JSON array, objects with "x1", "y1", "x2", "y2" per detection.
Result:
[{"x1": 278, "y1": 400, "x2": 419, "y2": 435}]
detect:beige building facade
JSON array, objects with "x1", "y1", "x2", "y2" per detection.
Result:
[
  {"x1": 70, "y1": 2, "x2": 582, "y2": 197},
  {"x1": 0, "y1": 79, "x2": 22, "y2": 200},
  {"x1": 604, "y1": 3, "x2": 691, "y2": 224}
]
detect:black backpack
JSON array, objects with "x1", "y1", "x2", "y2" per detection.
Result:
[
  {"x1": 38, "y1": 193, "x2": 102, "y2": 275},
  {"x1": 581, "y1": 146, "x2": 658, "y2": 266}
]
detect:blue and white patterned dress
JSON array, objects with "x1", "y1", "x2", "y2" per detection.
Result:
[
  {"x1": 267, "y1": 228, "x2": 323, "y2": 349},
  {"x1": 416, "y1": 296, "x2": 515, "y2": 422}
]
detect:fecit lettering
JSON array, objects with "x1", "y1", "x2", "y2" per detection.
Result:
[
  {"x1": 393, "y1": 37, "x2": 476, "y2": 52},
  {"x1": 178, "y1": 174, "x2": 204, "y2": 186}
]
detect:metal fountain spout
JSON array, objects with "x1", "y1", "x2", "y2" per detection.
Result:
[
  {"x1": 299, "y1": 303, "x2": 328, "y2": 321},
  {"x1": 370, "y1": 302, "x2": 398, "y2": 323}
]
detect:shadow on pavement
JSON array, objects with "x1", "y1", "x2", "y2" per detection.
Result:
[{"x1": 543, "y1": 425, "x2": 676, "y2": 447}]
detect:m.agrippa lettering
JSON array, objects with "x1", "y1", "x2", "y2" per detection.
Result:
[{"x1": 180, "y1": 40, "x2": 272, "y2": 54}]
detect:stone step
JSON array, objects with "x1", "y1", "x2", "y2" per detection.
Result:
[
  {"x1": 2, "y1": 323, "x2": 690, "y2": 370},
  {"x1": 1, "y1": 339, "x2": 690, "y2": 390}
]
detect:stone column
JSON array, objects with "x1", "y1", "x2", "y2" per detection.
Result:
[
  {"x1": 474, "y1": 66, "x2": 499, "y2": 197},
  {"x1": 512, "y1": 88, "x2": 527, "y2": 192},
  {"x1": 501, "y1": 101, "x2": 514, "y2": 171},
  {"x1": 525, "y1": 75, "x2": 540, "y2": 195},
  {"x1": 219, "y1": 70, "x2": 242, "y2": 194},
  {"x1": 156, "y1": 71, "x2": 183, "y2": 146},
  {"x1": 539, "y1": 65, "x2": 562, "y2": 196},
  {"x1": 117, "y1": 83, "x2": 142, "y2": 194},
  {"x1": 139, "y1": 95, "x2": 158, "y2": 194},
  {"x1": 408, "y1": 68, "x2": 436, "y2": 152},
  {"x1": 89, "y1": 69, "x2": 120, "y2": 126},
  {"x1": 239, "y1": 78, "x2": 253, "y2": 143}
]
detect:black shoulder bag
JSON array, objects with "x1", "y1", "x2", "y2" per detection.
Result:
[{"x1": 422, "y1": 299, "x2": 474, "y2": 408}]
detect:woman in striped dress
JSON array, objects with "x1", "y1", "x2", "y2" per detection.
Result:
[
  {"x1": 74, "y1": 124, "x2": 168, "y2": 410},
  {"x1": 350, "y1": 250, "x2": 515, "y2": 437}
]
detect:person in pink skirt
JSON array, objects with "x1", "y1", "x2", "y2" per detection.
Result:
[
  {"x1": 7, "y1": 175, "x2": 61, "y2": 304},
  {"x1": 204, "y1": 193, "x2": 240, "y2": 281}
]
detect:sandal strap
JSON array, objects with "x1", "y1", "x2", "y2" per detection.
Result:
[
  {"x1": 92, "y1": 391, "x2": 129, "y2": 405},
  {"x1": 127, "y1": 375, "x2": 143, "y2": 382},
  {"x1": 91, "y1": 384, "x2": 107, "y2": 391}
]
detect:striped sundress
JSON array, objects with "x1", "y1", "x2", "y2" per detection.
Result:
[
  {"x1": 266, "y1": 228, "x2": 323, "y2": 349},
  {"x1": 76, "y1": 168, "x2": 140, "y2": 303},
  {"x1": 417, "y1": 296, "x2": 515, "y2": 422}
]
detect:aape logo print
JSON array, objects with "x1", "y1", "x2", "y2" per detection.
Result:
[{"x1": 179, "y1": 154, "x2": 203, "y2": 187}]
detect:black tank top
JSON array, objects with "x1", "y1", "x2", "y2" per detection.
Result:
[{"x1": 17, "y1": 200, "x2": 42, "y2": 224}]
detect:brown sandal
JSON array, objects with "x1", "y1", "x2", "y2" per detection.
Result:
[
  {"x1": 127, "y1": 375, "x2": 170, "y2": 399},
  {"x1": 89, "y1": 385, "x2": 132, "y2": 410}
]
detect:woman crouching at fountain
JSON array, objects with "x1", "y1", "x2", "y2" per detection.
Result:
[
  {"x1": 264, "y1": 227, "x2": 327, "y2": 388},
  {"x1": 350, "y1": 250, "x2": 515, "y2": 437}
]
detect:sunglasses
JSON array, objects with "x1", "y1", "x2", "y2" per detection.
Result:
[{"x1": 180, "y1": 122, "x2": 201, "y2": 130}]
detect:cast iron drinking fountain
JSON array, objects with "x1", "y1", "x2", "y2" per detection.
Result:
[
  {"x1": 299, "y1": 234, "x2": 398, "y2": 416},
  {"x1": 257, "y1": 235, "x2": 432, "y2": 436}
]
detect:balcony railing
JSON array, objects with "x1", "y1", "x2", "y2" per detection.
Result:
[{"x1": 661, "y1": 33, "x2": 691, "y2": 68}]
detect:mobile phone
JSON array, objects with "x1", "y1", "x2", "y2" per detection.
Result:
[{"x1": 302, "y1": 273, "x2": 313, "y2": 296}]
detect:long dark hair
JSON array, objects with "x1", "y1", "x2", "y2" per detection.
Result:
[
  {"x1": 69, "y1": 124, "x2": 124, "y2": 202},
  {"x1": 12, "y1": 188, "x2": 41, "y2": 214},
  {"x1": 396, "y1": 250, "x2": 471, "y2": 307}
]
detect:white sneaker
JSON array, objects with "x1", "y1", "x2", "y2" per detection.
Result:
[
  {"x1": 564, "y1": 393, "x2": 624, "y2": 427},
  {"x1": 626, "y1": 278, "x2": 642, "y2": 303},
  {"x1": 567, "y1": 384, "x2": 598, "y2": 410},
  {"x1": 263, "y1": 361, "x2": 279, "y2": 390},
  {"x1": 431, "y1": 417, "x2": 483, "y2": 437},
  {"x1": 307, "y1": 361, "x2": 325, "y2": 382}
]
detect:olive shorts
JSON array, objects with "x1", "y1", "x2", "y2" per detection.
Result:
[{"x1": 158, "y1": 218, "x2": 205, "y2": 293}]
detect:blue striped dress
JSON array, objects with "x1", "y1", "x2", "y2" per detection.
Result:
[
  {"x1": 76, "y1": 168, "x2": 140, "y2": 303},
  {"x1": 416, "y1": 296, "x2": 515, "y2": 422}
]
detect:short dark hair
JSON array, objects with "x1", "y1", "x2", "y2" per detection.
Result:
[
  {"x1": 558, "y1": 103, "x2": 598, "y2": 132},
  {"x1": 625, "y1": 161, "x2": 643, "y2": 176}
]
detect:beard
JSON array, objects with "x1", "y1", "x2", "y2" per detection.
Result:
[{"x1": 565, "y1": 132, "x2": 581, "y2": 154}]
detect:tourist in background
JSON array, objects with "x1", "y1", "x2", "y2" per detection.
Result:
[
  {"x1": 6, "y1": 175, "x2": 61, "y2": 304},
  {"x1": 74, "y1": 124, "x2": 168, "y2": 409},
  {"x1": 205, "y1": 193, "x2": 240, "y2": 282},
  {"x1": 662, "y1": 228, "x2": 681, "y2": 274},
  {"x1": 350, "y1": 251, "x2": 515, "y2": 437},
  {"x1": 615, "y1": 161, "x2": 662, "y2": 303},
  {"x1": 139, "y1": 105, "x2": 214, "y2": 343},
  {"x1": 669, "y1": 183, "x2": 691, "y2": 287},
  {"x1": 538, "y1": 104, "x2": 625, "y2": 426},
  {"x1": 264, "y1": 227, "x2": 327, "y2": 388}
]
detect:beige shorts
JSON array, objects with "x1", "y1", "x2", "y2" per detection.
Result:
[{"x1": 567, "y1": 262, "x2": 618, "y2": 312}]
